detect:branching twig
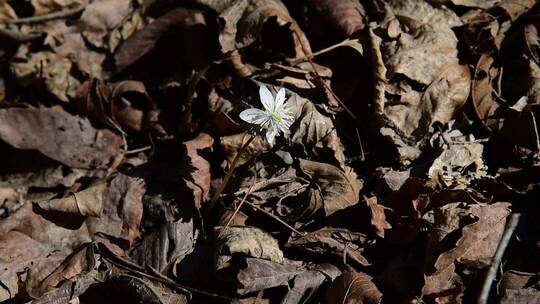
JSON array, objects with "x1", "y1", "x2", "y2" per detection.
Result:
[
  {"x1": 242, "y1": 200, "x2": 305, "y2": 236},
  {"x1": 5, "y1": 4, "x2": 85, "y2": 24},
  {"x1": 478, "y1": 213, "x2": 521, "y2": 304}
]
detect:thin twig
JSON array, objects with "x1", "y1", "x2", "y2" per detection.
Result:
[
  {"x1": 207, "y1": 133, "x2": 256, "y2": 213},
  {"x1": 6, "y1": 4, "x2": 85, "y2": 24},
  {"x1": 219, "y1": 185, "x2": 253, "y2": 238},
  {"x1": 290, "y1": 39, "x2": 360, "y2": 65},
  {"x1": 242, "y1": 200, "x2": 305, "y2": 236},
  {"x1": 355, "y1": 127, "x2": 365, "y2": 162},
  {"x1": 478, "y1": 213, "x2": 521, "y2": 304},
  {"x1": 123, "y1": 145, "x2": 152, "y2": 155}
]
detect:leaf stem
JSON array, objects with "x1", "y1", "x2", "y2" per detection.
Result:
[{"x1": 207, "y1": 133, "x2": 256, "y2": 213}]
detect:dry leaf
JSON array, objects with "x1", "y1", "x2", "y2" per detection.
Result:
[
  {"x1": 76, "y1": 79, "x2": 158, "y2": 134},
  {"x1": 114, "y1": 7, "x2": 210, "y2": 72},
  {"x1": 218, "y1": 0, "x2": 311, "y2": 58},
  {"x1": 364, "y1": 196, "x2": 392, "y2": 238},
  {"x1": 326, "y1": 266, "x2": 382, "y2": 304},
  {"x1": 132, "y1": 218, "x2": 198, "y2": 274},
  {"x1": 370, "y1": 0, "x2": 469, "y2": 164},
  {"x1": 299, "y1": 159, "x2": 361, "y2": 216},
  {"x1": 286, "y1": 227, "x2": 370, "y2": 266},
  {"x1": 235, "y1": 257, "x2": 303, "y2": 295},
  {"x1": 423, "y1": 202, "x2": 511, "y2": 297},
  {"x1": 306, "y1": 0, "x2": 366, "y2": 36},
  {"x1": 87, "y1": 174, "x2": 145, "y2": 246},
  {"x1": 281, "y1": 263, "x2": 341, "y2": 304},
  {"x1": 501, "y1": 289, "x2": 540, "y2": 304},
  {"x1": 0, "y1": 107, "x2": 122, "y2": 169},
  {"x1": 215, "y1": 226, "x2": 284, "y2": 270},
  {"x1": 79, "y1": 0, "x2": 133, "y2": 49},
  {"x1": 38, "y1": 182, "x2": 106, "y2": 216},
  {"x1": 287, "y1": 92, "x2": 346, "y2": 164},
  {"x1": 183, "y1": 133, "x2": 214, "y2": 209},
  {"x1": 11, "y1": 48, "x2": 81, "y2": 102}
]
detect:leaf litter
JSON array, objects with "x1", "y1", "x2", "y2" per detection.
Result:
[{"x1": 1, "y1": 0, "x2": 540, "y2": 303}]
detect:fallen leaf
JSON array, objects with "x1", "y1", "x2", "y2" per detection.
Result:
[
  {"x1": 114, "y1": 7, "x2": 211, "y2": 72},
  {"x1": 423, "y1": 202, "x2": 511, "y2": 297},
  {"x1": 326, "y1": 266, "x2": 382, "y2": 304},
  {"x1": 286, "y1": 227, "x2": 370, "y2": 266},
  {"x1": 235, "y1": 257, "x2": 303, "y2": 295},
  {"x1": 218, "y1": 0, "x2": 311, "y2": 58},
  {"x1": 370, "y1": 0, "x2": 469, "y2": 164},
  {"x1": 364, "y1": 196, "x2": 392, "y2": 238},
  {"x1": 11, "y1": 48, "x2": 81, "y2": 102},
  {"x1": 299, "y1": 159, "x2": 361, "y2": 216},
  {"x1": 501, "y1": 289, "x2": 540, "y2": 304},
  {"x1": 37, "y1": 181, "x2": 106, "y2": 216},
  {"x1": 87, "y1": 174, "x2": 145, "y2": 246},
  {"x1": 79, "y1": 0, "x2": 133, "y2": 49},
  {"x1": 30, "y1": 0, "x2": 85, "y2": 15},
  {"x1": 281, "y1": 263, "x2": 341, "y2": 304},
  {"x1": 471, "y1": 55, "x2": 505, "y2": 132},
  {"x1": 215, "y1": 226, "x2": 284, "y2": 270},
  {"x1": 132, "y1": 218, "x2": 198, "y2": 274},
  {"x1": 183, "y1": 133, "x2": 214, "y2": 209},
  {"x1": 76, "y1": 79, "x2": 158, "y2": 134},
  {"x1": 433, "y1": 0, "x2": 500, "y2": 9},
  {"x1": 287, "y1": 91, "x2": 347, "y2": 164},
  {"x1": 428, "y1": 129, "x2": 487, "y2": 188},
  {"x1": 306, "y1": 0, "x2": 366, "y2": 36},
  {"x1": 0, "y1": 106, "x2": 122, "y2": 169}
]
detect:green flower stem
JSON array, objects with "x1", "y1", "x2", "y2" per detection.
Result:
[{"x1": 207, "y1": 133, "x2": 256, "y2": 213}]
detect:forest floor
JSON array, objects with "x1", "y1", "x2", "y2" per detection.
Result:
[{"x1": 1, "y1": 0, "x2": 540, "y2": 303}]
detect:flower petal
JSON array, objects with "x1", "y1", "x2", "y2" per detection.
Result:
[
  {"x1": 265, "y1": 127, "x2": 278, "y2": 145},
  {"x1": 274, "y1": 88, "x2": 286, "y2": 110},
  {"x1": 259, "y1": 85, "x2": 275, "y2": 111},
  {"x1": 239, "y1": 108, "x2": 268, "y2": 125}
]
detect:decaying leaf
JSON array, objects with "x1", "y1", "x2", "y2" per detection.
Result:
[
  {"x1": 37, "y1": 181, "x2": 106, "y2": 216},
  {"x1": 235, "y1": 257, "x2": 303, "y2": 295},
  {"x1": 76, "y1": 79, "x2": 158, "y2": 134},
  {"x1": 428, "y1": 124, "x2": 488, "y2": 187},
  {"x1": 501, "y1": 289, "x2": 540, "y2": 304},
  {"x1": 423, "y1": 202, "x2": 511, "y2": 297},
  {"x1": 114, "y1": 7, "x2": 212, "y2": 72},
  {"x1": 0, "y1": 107, "x2": 122, "y2": 169},
  {"x1": 79, "y1": 0, "x2": 133, "y2": 49},
  {"x1": 87, "y1": 174, "x2": 145, "y2": 246},
  {"x1": 364, "y1": 196, "x2": 391, "y2": 238},
  {"x1": 11, "y1": 48, "x2": 82, "y2": 102},
  {"x1": 132, "y1": 218, "x2": 198, "y2": 274},
  {"x1": 3, "y1": 0, "x2": 540, "y2": 302},
  {"x1": 216, "y1": 226, "x2": 284, "y2": 270},
  {"x1": 306, "y1": 0, "x2": 366, "y2": 36},
  {"x1": 369, "y1": 0, "x2": 470, "y2": 164},
  {"x1": 286, "y1": 227, "x2": 370, "y2": 266},
  {"x1": 287, "y1": 92, "x2": 347, "y2": 164},
  {"x1": 218, "y1": 0, "x2": 311, "y2": 58},
  {"x1": 326, "y1": 266, "x2": 382, "y2": 304},
  {"x1": 0, "y1": 173, "x2": 144, "y2": 301},
  {"x1": 183, "y1": 133, "x2": 214, "y2": 209},
  {"x1": 281, "y1": 263, "x2": 341, "y2": 304},
  {"x1": 299, "y1": 159, "x2": 361, "y2": 216}
]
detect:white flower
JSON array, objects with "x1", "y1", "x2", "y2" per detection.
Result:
[{"x1": 239, "y1": 85, "x2": 294, "y2": 144}]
